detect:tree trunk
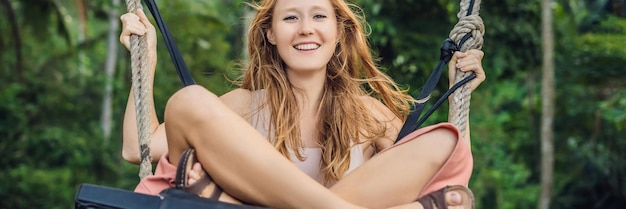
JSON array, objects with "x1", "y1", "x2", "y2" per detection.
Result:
[
  {"x1": 612, "y1": 0, "x2": 625, "y2": 16},
  {"x1": 101, "y1": 0, "x2": 120, "y2": 144},
  {"x1": 76, "y1": 0, "x2": 88, "y2": 76},
  {"x1": 539, "y1": 0, "x2": 555, "y2": 208}
]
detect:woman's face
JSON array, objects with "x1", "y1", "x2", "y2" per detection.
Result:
[{"x1": 267, "y1": 0, "x2": 339, "y2": 74}]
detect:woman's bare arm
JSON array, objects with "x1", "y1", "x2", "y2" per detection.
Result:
[
  {"x1": 120, "y1": 9, "x2": 167, "y2": 164},
  {"x1": 447, "y1": 49, "x2": 486, "y2": 146}
]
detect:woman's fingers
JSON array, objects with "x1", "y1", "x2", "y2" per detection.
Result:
[
  {"x1": 136, "y1": 9, "x2": 153, "y2": 30},
  {"x1": 454, "y1": 50, "x2": 483, "y2": 70},
  {"x1": 119, "y1": 9, "x2": 155, "y2": 51},
  {"x1": 449, "y1": 49, "x2": 486, "y2": 92},
  {"x1": 120, "y1": 24, "x2": 147, "y2": 49},
  {"x1": 135, "y1": 9, "x2": 157, "y2": 52},
  {"x1": 120, "y1": 12, "x2": 143, "y2": 50},
  {"x1": 119, "y1": 9, "x2": 159, "y2": 69}
]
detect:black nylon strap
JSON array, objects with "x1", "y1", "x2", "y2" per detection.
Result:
[
  {"x1": 411, "y1": 72, "x2": 476, "y2": 134},
  {"x1": 394, "y1": 38, "x2": 476, "y2": 143},
  {"x1": 143, "y1": 0, "x2": 195, "y2": 86}
]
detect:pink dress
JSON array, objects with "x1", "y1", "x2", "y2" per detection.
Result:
[{"x1": 134, "y1": 153, "x2": 177, "y2": 195}]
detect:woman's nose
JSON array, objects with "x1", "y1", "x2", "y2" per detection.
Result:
[{"x1": 298, "y1": 20, "x2": 314, "y2": 35}]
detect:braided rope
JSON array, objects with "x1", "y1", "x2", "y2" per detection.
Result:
[
  {"x1": 125, "y1": 0, "x2": 153, "y2": 179},
  {"x1": 448, "y1": 0, "x2": 484, "y2": 137}
]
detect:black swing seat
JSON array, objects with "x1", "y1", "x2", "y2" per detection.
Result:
[{"x1": 75, "y1": 183, "x2": 264, "y2": 209}]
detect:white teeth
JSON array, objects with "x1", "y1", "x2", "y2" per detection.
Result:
[{"x1": 294, "y1": 44, "x2": 319, "y2": 50}]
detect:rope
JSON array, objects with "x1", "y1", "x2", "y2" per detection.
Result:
[
  {"x1": 125, "y1": 0, "x2": 153, "y2": 179},
  {"x1": 448, "y1": 0, "x2": 484, "y2": 137}
]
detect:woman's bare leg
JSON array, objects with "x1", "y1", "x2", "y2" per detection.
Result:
[
  {"x1": 330, "y1": 128, "x2": 462, "y2": 209},
  {"x1": 163, "y1": 85, "x2": 361, "y2": 209}
]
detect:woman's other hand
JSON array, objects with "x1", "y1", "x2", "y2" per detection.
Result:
[
  {"x1": 119, "y1": 9, "x2": 157, "y2": 68},
  {"x1": 448, "y1": 49, "x2": 486, "y2": 93}
]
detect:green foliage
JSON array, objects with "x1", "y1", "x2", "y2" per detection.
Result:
[
  {"x1": 549, "y1": 13, "x2": 626, "y2": 208},
  {"x1": 0, "y1": 0, "x2": 240, "y2": 207},
  {"x1": 355, "y1": 0, "x2": 455, "y2": 94},
  {"x1": 599, "y1": 89, "x2": 626, "y2": 128}
]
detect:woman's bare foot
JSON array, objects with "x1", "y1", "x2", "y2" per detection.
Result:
[
  {"x1": 187, "y1": 162, "x2": 205, "y2": 185},
  {"x1": 175, "y1": 149, "x2": 241, "y2": 203},
  {"x1": 414, "y1": 185, "x2": 474, "y2": 209},
  {"x1": 386, "y1": 189, "x2": 467, "y2": 209}
]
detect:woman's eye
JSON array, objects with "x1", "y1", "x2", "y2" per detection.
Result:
[
  {"x1": 313, "y1": 14, "x2": 327, "y2": 19},
  {"x1": 283, "y1": 16, "x2": 297, "y2": 21}
]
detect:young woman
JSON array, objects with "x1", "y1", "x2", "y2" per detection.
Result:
[{"x1": 119, "y1": 0, "x2": 486, "y2": 208}]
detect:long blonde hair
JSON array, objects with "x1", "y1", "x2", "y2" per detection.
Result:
[{"x1": 239, "y1": 0, "x2": 414, "y2": 184}]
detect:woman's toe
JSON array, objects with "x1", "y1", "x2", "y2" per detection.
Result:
[
  {"x1": 446, "y1": 191, "x2": 462, "y2": 206},
  {"x1": 187, "y1": 162, "x2": 205, "y2": 185}
]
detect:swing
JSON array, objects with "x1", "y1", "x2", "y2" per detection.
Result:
[{"x1": 75, "y1": 0, "x2": 484, "y2": 208}]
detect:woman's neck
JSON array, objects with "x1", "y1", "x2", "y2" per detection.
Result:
[
  {"x1": 287, "y1": 69, "x2": 327, "y2": 113},
  {"x1": 287, "y1": 68, "x2": 326, "y2": 148}
]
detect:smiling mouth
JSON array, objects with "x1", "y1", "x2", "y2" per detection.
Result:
[{"x1": 294, "y1": 44, "x2": 320, "y2": 51}]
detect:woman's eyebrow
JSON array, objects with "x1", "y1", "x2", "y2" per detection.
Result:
[{"x1": 277, "y1": 5, "x2": 331, "y2": 14}]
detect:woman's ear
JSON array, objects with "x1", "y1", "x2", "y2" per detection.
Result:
[{"x1": 266, "y1": 29, "x2": 276, "y2": 45}]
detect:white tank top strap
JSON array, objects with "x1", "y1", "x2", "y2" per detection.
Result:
[{"x1": 249, "y1": 90, "x2": 270, "y2": 139}]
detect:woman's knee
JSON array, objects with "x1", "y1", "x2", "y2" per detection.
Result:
[
  {"x1": 414, "y1": 127, "x2": 458, "y2": 166},
  {"x1": 164, "y1": 85, "x2": 221, "y2": 125},
  {"x1": 426, "y1": 127, "x2": 458, "y2": 149}
]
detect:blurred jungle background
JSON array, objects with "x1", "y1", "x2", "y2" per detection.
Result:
[{"x1": 1, "y1": 0, "x2": 624, "y2": 208}]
